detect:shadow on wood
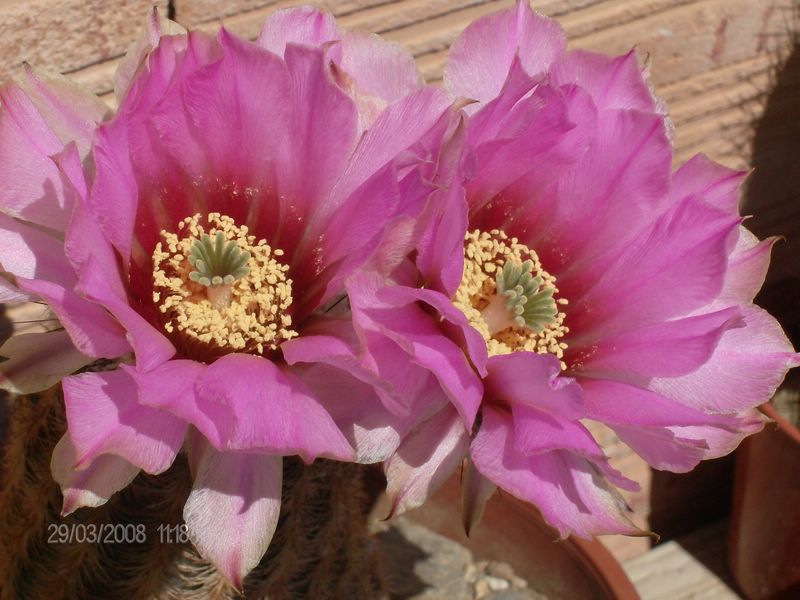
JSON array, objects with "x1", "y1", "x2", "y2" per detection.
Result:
[{"x1": 744, "y1": 4, "x2": 800, "y2": 346}]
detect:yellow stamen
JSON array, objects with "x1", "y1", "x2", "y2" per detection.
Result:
[
  {"x1": 152, "y1": 213, "x2": 297, "y2": 356},
  {"x1": 454, "y1": 229, "x2": 569, "y2": 368}
]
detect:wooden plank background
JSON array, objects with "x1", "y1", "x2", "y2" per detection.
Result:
[
  {"x1": 1, "y1": 0, "x2": 798, "y2": 586},
  {"x1": 0, "y1": 0, "x2": 793, "y2": 168}
]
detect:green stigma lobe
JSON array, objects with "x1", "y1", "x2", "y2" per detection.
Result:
[
  {"x1": 188, "y1": 232, "x2": 250, "y2": 287},
  {"x1": 495, "y1": 259, "x2": 558, "y2": 332}
]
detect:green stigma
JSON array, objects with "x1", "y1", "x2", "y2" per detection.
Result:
[
  {"x1": 495, "y1": 260, "x2": 558, "y2": 332},
  {"x1": 188, "y1": 232, "x2": 251, "y2": 287}
]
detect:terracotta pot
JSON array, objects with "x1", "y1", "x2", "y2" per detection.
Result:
[
  {"x1": 729, "y1": 403, "x2": 800, "y2": 599},
  {"x1": 405, "y1": 475, "x2": 639, "y2": 600}
]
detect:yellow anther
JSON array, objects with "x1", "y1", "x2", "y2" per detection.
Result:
[{"x1": 152, "y1": 213, "x2": 297, "y2": 356}]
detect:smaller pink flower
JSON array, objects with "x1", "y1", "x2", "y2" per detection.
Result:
[{"x1": 302, "y1": 0, "x2": 799, "y2": 540}]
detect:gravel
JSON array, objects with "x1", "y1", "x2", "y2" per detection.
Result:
[{"x1": 377, "y1": 517, "x2": 548, "y2": 600}]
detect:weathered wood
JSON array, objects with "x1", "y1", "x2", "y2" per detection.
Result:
[
  {"x1": 0, "y1": 0, "x2": 168, "y2": 84},
  {"x1": 32, "y1": 0, "x2": 792, "y2": 178},
  {"x1": 622, "y1": 520, "x2": 742, "y2": 600}
]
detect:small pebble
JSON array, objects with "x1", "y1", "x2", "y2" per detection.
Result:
[{"x1": 485, "y1": 575, "x2": 510, "y2": 591}]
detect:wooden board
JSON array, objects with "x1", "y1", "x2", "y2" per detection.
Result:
[{"x1": 622, "y1": 520, "x2": 742, "y2": 599}]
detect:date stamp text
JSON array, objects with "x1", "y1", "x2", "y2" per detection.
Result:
[{"x1": 46, "y1": 523, "x2": 190, "y2": 544}]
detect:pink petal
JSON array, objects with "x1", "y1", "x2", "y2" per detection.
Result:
[
  {"x1": 610, "y1": 425, "x2": 708, "y2": 473},
  {"x1": 379, "y1": 284, "x2": 489, "y2": 377},
  {"x1": 288, "y1": 315, "x2": 453, "y2": 454},
  {"x1": 324, "y1": 87, "x2": 452, "y2": 222},
  {"x1": 521, "y1": 108, "x2": 671, "y2": 281},
  {"x1": 668, "y1": 411, "x2": 765, "y2": 460},
  {"x1": 385, "y1": 405, "x2": 470, "y2": 517},
  {"x1": 462, "y1": 54, "x2": 546, "y2": 148},
  {"x1": 508, "y1": 393, "x2": 639, "y2": 493},
  {"x1": 465, "y1": 82, "x2": 577, "y2": 216},
  {"x1": 258, "y1": 7, "x2": 422, "y2": 103},
  {"x1": 0, "y1": 99, "x2": 68, "y2": 228},
  {"x1": 281, "y1": 316, "x2": 413, "y2": 416},
  {"x1": 55, "y1": 142, "x2": 128, "y2": 300},
  {"x1": 551, "y1": 50, "x2": 656, "y2": 113},
  {"x1": 568, "y1": 197, "x2": 739, "y2": 339},
  {"x1": 580, "y1": 378, "x2": 748, "y2": 428},
  {"x1": 77, "y1": 255, "x2": 175, "y2": 371},
  {"x1": 176, "y1": 29, "x2": 293, "y2": 186},
  {"x1": 88, "y1": 122, "x2": 139, "y2": 260},
  {"x1": 121, "y1": 360, "x2": 215, "y2": 442},
  {"x1": 648, "y1": 304, "x2": 800, "y2": 413},
  {"x1": 258, "y1": 6, "x2": 339, "y2": 56},
  {"x1": 296, "y1": 161, "x2": 398, "y2": 314},
  {"x1": 471, "y1": 406, "x2": 640, "y2": 538},
  {"x1": 96, "y1": 33, "x2": 208, "y2": 260},
  {"x1": 272, "y1": 42, "x2": 358, "y2": 255},
  {"x1": 484, "y1": 352, "x2": 584, "y2": 420},
  {"x1": 718, "y1": 228, "x2": 774, "y2": 304},
  {"x1": 0, "y1": 209, "x2": 74, "y2": 288},
  {"x1": 0, "y1": 276, "x2": 27, "y2": 302},
  {"x1": 571, "y1": 306, "x2": 742, "y2": 379},
  {"x1": 331, "y1": 62, "x2": 388, "y2": 134},
  {"x1": 339, "y1": 30, "x2": 423, "y2": 102},
  {"x1": 184, "y1": 440, "x2": 282, "y2": 589},
  {"x1": 445, "y1": 0, "x2": 565, "y2": 106},
  {"x1": 415, "y1": 180, "x2": 470, "y2": 298},
  {"x1": 615, "y1": 412, "x2": 765, "y2": 473},
  {"x1": 115, "y1": 8, "x2": 187, "y2": 104},
  {"x1": 51, "y1": 433, "x2": 140, "y2": 516},
  {"x1": 62, "y1": 369, "x2": 186, "y2": 474},
  {"x1": 16, "y1": 277, "x2": 130, "y2": 359},
  {"x1": 511, "y1": 403, "x2": 603, "y2": 457},
  {"x1": 671, "y1": 153, "x2": 746, "y2": 215},
  {"x1": 0, "y1": 330, "x2": 92, "y2": 394},
  {"x1": 14, "y1": 65, "x2": 109, "y2": 155},
  {"x1": 195, "y1": 354, "x2": 353, "y2": 461},
  {"x1": 371, "y1": 98, "x2": 466, "y2": 295},
  {"x1": 296, "y1": 362, "x2": 426, "y2": 463},
  {"x1": 347, "y1": 271, "x2": 483, "y2": 427}
]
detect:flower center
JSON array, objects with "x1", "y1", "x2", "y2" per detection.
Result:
[
  {"x1": 152, "y1": 213, "x2": 297, "y2": 356},
  {"x1": 454, "y1": 229, "x2": 568, "y2": 366}
]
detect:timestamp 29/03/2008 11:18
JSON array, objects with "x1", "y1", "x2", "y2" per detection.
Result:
[{"x1": 46, "y1": 522, "x2": 190, "y2": 544}]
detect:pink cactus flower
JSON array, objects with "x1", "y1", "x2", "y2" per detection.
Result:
[
  {"x1": 295, "y1": 0, "x2": 800, "y2": 539},
  {"x1": 0, "y1": 7, "x2": 457, "y2": 585}
]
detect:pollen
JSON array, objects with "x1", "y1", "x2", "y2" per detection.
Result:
[
  {"x1": 152, "y1": 213, "x2": 297, "y2": 357},
  {"x1": 454, "y1": 229, "x2": 569, "y2": 367}
]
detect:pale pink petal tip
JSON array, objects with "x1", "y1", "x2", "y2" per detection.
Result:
[
  {"x1": 51, "y1": 433, "x2": 140, "y2": 516},
  {"x1": 445, "y1": 0, "x2": 565, "y2": 105},
  {"x1": 184, "y1": 440, "x2": 282, "y2": 588}
]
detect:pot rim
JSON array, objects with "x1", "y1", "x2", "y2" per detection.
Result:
[{"x1": 566, "y1": 534, "x2": 640, "y2": 600}]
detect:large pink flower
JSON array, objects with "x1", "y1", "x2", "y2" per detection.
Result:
[
  {"x1": 299, "y1": 0, "x2": 800, "y2": 538},
  {"x1": 0, "y1": 8, "x2": 456, "y2": 585}
]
